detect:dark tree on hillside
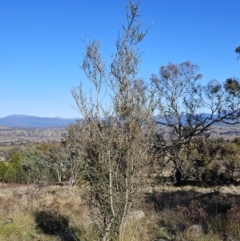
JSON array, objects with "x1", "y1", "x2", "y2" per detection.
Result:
[{"x1": 151, "y1": 61, "x2": 240, "y2": 185}]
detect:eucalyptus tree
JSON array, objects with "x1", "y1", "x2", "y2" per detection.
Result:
[
  {"x1": 21, "y1": 145, "x2": 54, "y2": 184},
  {"x1": 152, "y1": 61, "x2": 240, "y2": 184}
]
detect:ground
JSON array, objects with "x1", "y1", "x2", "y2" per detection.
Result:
[{"x1": 0, "y1": 183, "x2": 240, "y2": 240}]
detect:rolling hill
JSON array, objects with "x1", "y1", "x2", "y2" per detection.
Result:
[{"x1": 0, "y1": 115, "x2": 78, "y2": 128}]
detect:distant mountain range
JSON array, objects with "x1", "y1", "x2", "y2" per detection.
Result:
[
  {"x1": 0, "y1": 115, "x2": 78, "y2": 128},
  {"x1": 0, "y1": 112, "x2": 237, "y2": 129},
  {"x1": 155, "y1": 112, "x2": 240, "y2": 127}
]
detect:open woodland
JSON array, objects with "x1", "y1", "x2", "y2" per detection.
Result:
[
  {"x1": 1, "y1": 1, "x2": 240, "y2": 240},
  {"x1": 1, "y1": 138, "x2": 240, "y2": 241}
]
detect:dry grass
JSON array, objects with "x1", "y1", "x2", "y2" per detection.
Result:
[
  {"x1": 144, "y1": 185, "x2": 240, "y2": 241},
  {"x1": 0, "y1": 184, "x2": 89, "y2": 241},
  {"x1": 0, "y1": 183, "x2": 240, "y2": 240},
  {"x1": 0, "y1": 184, "x2": 140, "y2": 240},
  {"x1": 0, "y1": 183, "x2": 157, "y2": 241},
  {"x1": 0, "y1": 213, "x2": 61, "y2": 241}
]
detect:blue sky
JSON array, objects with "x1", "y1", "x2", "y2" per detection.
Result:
[{"x1": 1, "y1": 0, "x2": 239, "y2": 118}]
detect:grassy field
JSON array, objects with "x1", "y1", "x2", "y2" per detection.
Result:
[
  {"x1": 0, "y1": 146, "x2": 13, "y2": 151},
  {"x1": 0, "y1": 183, "x2": 240, "y2": 240}
]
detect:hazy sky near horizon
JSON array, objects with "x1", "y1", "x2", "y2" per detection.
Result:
[{"x1": 1, "y1": 0, "x2": 239, "y2": 118}]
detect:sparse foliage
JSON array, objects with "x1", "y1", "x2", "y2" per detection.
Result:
[
  {"x1": 151, "y1": 61, "x2": 240, "y2": 184},
  {"x1": 61, "y1": 123, "x2": 86, "y2": 190},
  {"x1": 70, "y1": 1, "x2": 155, "y2": 240}
]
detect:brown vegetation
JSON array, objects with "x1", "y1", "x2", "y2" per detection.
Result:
[{"x1": 1, "y1": 184, "x2": 240, "y2": 240}]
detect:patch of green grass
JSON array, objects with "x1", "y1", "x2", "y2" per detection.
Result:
[
  {"x1": 0, "y1": 146, "x2": 13, "y2": 151},
  {"x1": 0, "y1": 214, "x2": 60, "y2": 241}
]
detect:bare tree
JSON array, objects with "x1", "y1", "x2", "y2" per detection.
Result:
[
  {"x1": 151, "y1": 61, "x2": 240, "y2": 184},
  {"x1": 61, "y1": 123, "x2": 86, "y2": 191},
  {"x1": 71, "y1": 1, "x2": 155, "y2": 240}
]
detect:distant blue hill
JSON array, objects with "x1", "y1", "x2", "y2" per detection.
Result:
[
  {"x1": 0, "y1": 115, "x2": 78, "y2": 128},
  {"x1": 155, "y1": 112, "x2": 240, "y2": 127},
  {"x1": 2, "y1": 112, "x2": 237, "y2": 128}
]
